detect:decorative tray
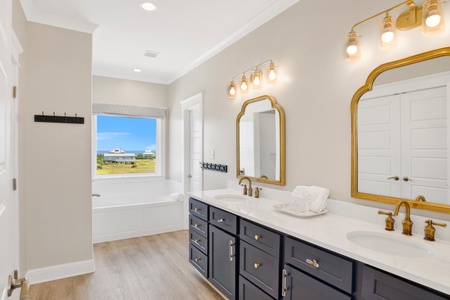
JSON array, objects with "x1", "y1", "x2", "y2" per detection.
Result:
[{"x1": 272, "y1": 203, "x2": 328, "y2": 218}]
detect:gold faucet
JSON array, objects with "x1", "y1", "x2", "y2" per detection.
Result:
[
  {"x1": 424, "y1": 219, "x2": 447, "y2": 241},
  {"x1": 254, "y1": 187, "x2": 263, "y2": 198},
  {"x1": 378, "y1": 210, "x2": 395, "y2": 231},
  {"x1": 415, "y1": 195, "x2": 427, "y2": 202},
  {"x1": 239, "y1": 176, "x2": 253, "y2": 196},
  {"x1": 393, "y1": 201, "x2": 413, "y2": 236}
]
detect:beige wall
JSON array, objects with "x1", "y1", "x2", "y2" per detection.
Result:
[
  {"x1": 168, "y1": 0, "x2": 450, "y2": 217},
  {"x1": 13, "y1": 18, "x2": 94, "y2": 270},
  {"x1": 93, "y1": 76, "x2": 168, "y2": 107}
]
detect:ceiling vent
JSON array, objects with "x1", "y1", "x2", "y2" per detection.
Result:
[{"x1": 144, "y1": 50, "x2": 160, "y2": 58}]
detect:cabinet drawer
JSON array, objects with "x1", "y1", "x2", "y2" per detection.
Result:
[
  {"x1": 190, "y1": 230, "x2": 208, "y2": 254},
  {"x1": 189, "y1": 215, "x2": 208, "y2": 238},
  {"x1": 190, "y1": 244, "x2": 208, "y2": 278},
  {"x1": 189, "y1": 197, "x2": 208, "y2": 221},
  {"x1": 362, "y1": 265, "x2": 448, "y2": 300},
  {"x1": 283, "y1": 265, "x2": 352, "y2": 300},
  {"x1": 240, "y1": 241, "x2": 280, "y2": 299},
  {"x1": 285, "y1": 237, "x2": 354, "y2": 294},
  {"x1": 240, "y1": 219, "x2": 281, "y2": 257},
  {"x1": 239, "y1": 275, "x2": 274, "y2": 300},
  {"x1": 210, "y1": 206, "x2": 237, "y2": 235}
]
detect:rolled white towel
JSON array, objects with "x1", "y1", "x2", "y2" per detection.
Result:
[
  {"x1": 308, "y1": 186, "x2": 329, "y2": 213},
  {"x1": 293, "y1": 185, "x2": 310, "y2": 198},
  {"x1": 170, "y1": 193, "x2": 184, "y2": 202}
]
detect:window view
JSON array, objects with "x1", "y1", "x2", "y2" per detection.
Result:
[{"x1": 96, "y1": 115, "x2": 157, "y2": 175}]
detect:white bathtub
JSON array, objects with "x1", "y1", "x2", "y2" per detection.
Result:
[{"x1": 92, "y1": 178, "x2": 184, "y2": 243}]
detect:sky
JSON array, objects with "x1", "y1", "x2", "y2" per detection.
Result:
[{"x1": 97, "y1": 116, "x2": 157, "y2": 152}]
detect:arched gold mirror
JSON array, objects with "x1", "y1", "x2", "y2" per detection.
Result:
[
  {"x1": 351, "y1": 47, "x2": 450, "y2": 213},
  {"x1": 236, "y1": 95, "x2": 286, "y2": 186}
]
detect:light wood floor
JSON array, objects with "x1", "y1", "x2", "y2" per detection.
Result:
[{"x1": 29, "y1": 230, "x2": 222, "y2": 300}]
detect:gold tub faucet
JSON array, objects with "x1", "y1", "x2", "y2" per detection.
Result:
[
  {"x1": 239, "y1": 176, "x2": 253, "y2": 196},
  {"x1": 393, "y1": 201, "x2": 413, "y2": 236}
]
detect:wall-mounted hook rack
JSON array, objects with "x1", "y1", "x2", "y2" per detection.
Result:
[
  {"x1": 34, "y1": 111, "x2": 84, "y2": 124},
  {"x1": 199, "y1": 162, "x2": 228, "y2": 173}
]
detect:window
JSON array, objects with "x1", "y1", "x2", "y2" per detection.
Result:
[{"x1": 93, "y1": 104, "x2": 166, "y2": 178}]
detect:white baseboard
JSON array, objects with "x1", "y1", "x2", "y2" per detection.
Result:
[
  {"x1": 93, "y1": 224, "x2": 183, "y2": 243},
  {"x1": 26, "y1": 259, "x2": 95, "y2": 285}
]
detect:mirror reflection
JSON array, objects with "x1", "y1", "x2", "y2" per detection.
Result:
[
  {"x1": 351, "y1": 47, "x2": 450, "y2": 213},
  {"x1": 236, "y1": 95, "x2": 285, "y2": 186}
]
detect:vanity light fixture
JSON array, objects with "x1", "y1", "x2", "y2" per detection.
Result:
[
  {"x1": 227, "y1": 59, "x2": 278, "y2": 98},
  {"x1": 345, "y1": 0, "x2": 446, "y2": 60}
]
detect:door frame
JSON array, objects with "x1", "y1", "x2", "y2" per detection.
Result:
[{"x1": 181, "y1": 92, "x2": 203, "y2": 228}]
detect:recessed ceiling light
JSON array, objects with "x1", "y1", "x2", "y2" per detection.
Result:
[
  {"x1": 139, "y1": 2, "x2": 158, "y2": 12},
  {"x1": 133, "y1": 68, "x2": 142, "y2": 73}
]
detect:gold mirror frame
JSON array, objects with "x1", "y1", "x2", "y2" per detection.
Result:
[
  {"x1": 351, "y1": 47, "x2": 450, "y2": 214},
  {"x1": 236, "y1": 95, "x2": 286, "y2": 186}
]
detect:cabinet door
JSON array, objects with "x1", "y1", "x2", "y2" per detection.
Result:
[
  {"x1": 209, "y1": 225, "x2": 237, "y2": 300},
  {"x1": 362, "y1": 265, "x2": 448, "y2": 300},
  {"x1": 239, "y1": 275, "x2": 274, "y2": 300},
  {"x1": 283, "y1": 265, "x2": 352, "y2": 300}
]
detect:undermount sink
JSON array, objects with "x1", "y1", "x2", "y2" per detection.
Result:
[
  {"x1": 346, "y1": 231, "x2": 436, "y2": 258},
  {"x1": 213, "y1": 194, "x2": 248, "y2": 202}
]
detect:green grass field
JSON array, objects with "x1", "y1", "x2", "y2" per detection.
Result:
[{"x1": 96, "y1": 155, "x2": 156, "y2": 175}]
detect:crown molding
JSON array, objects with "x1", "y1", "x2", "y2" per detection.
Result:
[{"x1": 20, "y1": 0, "x2": 98, "y2": 34}]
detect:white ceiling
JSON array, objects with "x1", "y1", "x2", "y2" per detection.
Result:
[{"x1": 20, "y1": 0, "x2": 299, "y2": 84}]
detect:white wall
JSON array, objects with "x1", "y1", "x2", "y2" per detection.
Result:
[{"x1": 168, "y1": 0, "x2": 450, "y2": 216}]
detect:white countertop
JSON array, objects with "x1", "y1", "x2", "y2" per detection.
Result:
[{"x1": 188, "y1": 188, "x2": 450, "y2": 296}]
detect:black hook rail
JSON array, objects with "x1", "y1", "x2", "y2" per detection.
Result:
[
  {"x1": 199, "y1": 162, "x2": 228, "y2": 173},
  {"x1": 34, "y1": 112, "x2": 84, "y2": 124}
]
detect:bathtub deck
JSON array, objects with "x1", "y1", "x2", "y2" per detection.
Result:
[{"x1": 28, "y1": 230, "x2": 221, "y2": 300}]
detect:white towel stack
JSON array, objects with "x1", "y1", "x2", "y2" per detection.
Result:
[
  {"x1": 292, "y1": 185, "x2": 329, "y2": 213},
  {"x1": 170, "y1": 193, "x2": 184, "y2": 202}
]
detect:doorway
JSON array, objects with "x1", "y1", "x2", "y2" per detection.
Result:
[{"x1": 181, "y1": 93, "x2": 203, "y2": 228}]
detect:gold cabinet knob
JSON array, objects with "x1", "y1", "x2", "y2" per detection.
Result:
[
  {"x1": 194, "y1": 224, "x2": 199, "y2": 228},
  {"x1": 254, "y1": 263, "x2": 261, "y2": 269},
  {"x1": 194, "y1": 207, "x2": 200, "y2": 212},
  {"x1": 194, "y1": 239, "x2": 200, "y2": 243},
  {"x1": 194, "y1": 258, "x2": 200, "y2": 262},
  {"x1": 254, "y1": 235, "x2": 261, "y2": 240}
]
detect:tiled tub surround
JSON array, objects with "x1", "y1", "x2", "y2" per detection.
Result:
[{"x1": 188, "y1": 182, "x2": 450, "y2": 296}]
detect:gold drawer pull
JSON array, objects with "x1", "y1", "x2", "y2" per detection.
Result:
[
  {"x1": 194, "y1": 258, "x2": 201, "y2": 262},
  {"x1": 254, "y1": 263, "x2": 261, "y2": 269},
  {"x1": 194, "y1": 239, "x2": 200, "y2": 243},
  {"x1": 194, "y1": 224, "x2": 199, "y2": 228},
  {"x1": 254, "y1": 235, "x2": 261, "y2": 240},
  {"x1": 306, "y1": 259, "x2": 319, "y2": 268},
  {"x1": 217, "y1": 218, "x2": 225, "y2": 223},
  {"x1": 194, "y1": 207, "x2": 200, "y2": 212}
]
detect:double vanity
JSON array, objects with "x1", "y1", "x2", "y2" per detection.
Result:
[{"x1": 188, "y1": 185, "x2": 450, "y2": 300}]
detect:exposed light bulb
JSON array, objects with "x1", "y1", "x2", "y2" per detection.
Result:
[
  {"x1": 426, "y1": 13, "x2": 441, "y2": 28},
  {"x1": 240, "y1": 74, "x2": 248, "y2": 92},
  {"x1": 381, "y1": 31, "x2": 394, "y2": 43},
  {"x1": 252, "y1": 70, "x2": 262, "y2": 88},
  {"x1": 379, "y1": 14, "x2": 396, "y2": 50},
  {"x1": 346, "y1": 45, "x2": 358, "y2": 56},
  {"x1": 267, "y1": 62, "x2": 277, "y2": 83},
  {"x1": 228, "y1": 81, "x2": 237, "y2": 98},
  {"x1": 345, "y1": 31, "x2": 360, "y2": 60},
  {"x1": 422, "y1": 0, "x2": 445, "y2": 35}
]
